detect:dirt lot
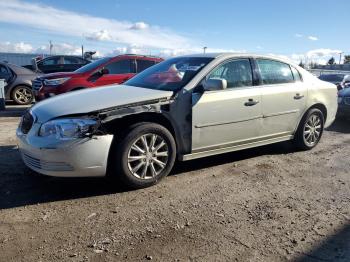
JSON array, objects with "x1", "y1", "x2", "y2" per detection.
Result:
[{"x1": 0, "y1": 106, "x2": 349, "y2": 262}]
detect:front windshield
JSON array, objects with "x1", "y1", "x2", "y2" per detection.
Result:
[
  {"x1": 75, "y1": 57, "x2": 110, "y2": 73},
  {"x1": 124, "y1": 57, "x2": 214, "y2": 91}
]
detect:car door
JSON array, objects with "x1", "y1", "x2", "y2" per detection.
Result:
[
  {"x1": 256, "y1": 59, "x2": 307, "y2": 137},
  {"x1": 38, "y1": 57, "x2": 62, "y2": 73},
  {"x1": 192, "y1": 58, "x2": 262, "y2": 152},
  {"x1": 93, "y1": 59, "x2": 136, "y2": 86}
]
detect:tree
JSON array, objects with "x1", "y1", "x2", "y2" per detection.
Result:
[
  {"x1": 344, "y1": 55, "x2": 350, "y2": 64},
  {"x1": 298, "y1": 61, "x2": 305, "y2": 68},
  {"x1": 327, "y1": 57, "x2": 335, "y2": 65}
]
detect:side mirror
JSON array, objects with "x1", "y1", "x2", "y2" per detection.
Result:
[
  {"x1": 203, "y1": 78, "x2": 227, "y2": 91},
  {"x1": 100, "y1": 68, "x2": 109, "y2": 75}
]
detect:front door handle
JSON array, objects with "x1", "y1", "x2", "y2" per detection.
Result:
[
  {"x1": 244, "y1": 98, "x2": 259, "y2": 106},
  {"x1": 294, "y1": 93, "x2": 304, "y2": 100}
]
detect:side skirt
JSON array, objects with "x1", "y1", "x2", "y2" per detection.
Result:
[{"x1": 179, "y1": 135, "x2": 294, "y2": 161}]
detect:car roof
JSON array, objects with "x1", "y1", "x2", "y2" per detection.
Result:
[
  {"x1": 110, "y1": 54, "x2": 163, "y2": 60},
  {"x1": 178, "y1": 52, "x2": 298, "y2": 66},
  {"x1": 1, "y1": 62, "x2": 36, "y2": 74}
]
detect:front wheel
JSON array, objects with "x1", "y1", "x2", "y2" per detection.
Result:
[
  {"x1": 112, "y1": 123, "x2": 176, "y2": 189},
  {"x1": 294, "y1": 108, "x2": 324, "y2": 150},
  {"x1": 12, "y1": 86, "x2": 34, "y2": 105}
]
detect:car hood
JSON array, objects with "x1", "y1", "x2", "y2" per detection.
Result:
[
  {"x1": 338, "y1": 87, "x2": 350, "y2": 97},
  {"x1": 40, "y1": 71, "x2": 78, "y2": 79},
  {"x1": 31, "y1": 85, "x2": 173, "y2": 123}
]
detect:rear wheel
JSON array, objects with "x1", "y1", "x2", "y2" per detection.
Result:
[
  {"x1": 112, "y1": 123, "x2": 176, "y2": 189},
  {"x1": 12, "y1": 86, "x2": 34, "y2": 105},
  {"x1": 294, "y1": 108, "x2": 324, "y2": 150}
]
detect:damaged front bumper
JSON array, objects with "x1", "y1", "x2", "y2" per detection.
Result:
[{"x1": 16, "y1": 122, "x2": 113, "y2": 177}]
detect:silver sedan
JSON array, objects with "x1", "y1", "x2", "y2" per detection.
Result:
[{"x1": 17, "y1": 53, "x2": 337, "y2": 188}]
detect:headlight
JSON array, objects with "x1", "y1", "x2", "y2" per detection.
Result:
[
  {"x1": 44, "y1": 77, "x2": 71, "y2": 86},
  {"x1": 39, "y1": 118, "x2": 98, "y2": 139}
]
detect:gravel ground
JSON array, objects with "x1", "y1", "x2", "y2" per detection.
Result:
[{"x1": 0, "y1": 108, "x2": 349, "y2": 262}]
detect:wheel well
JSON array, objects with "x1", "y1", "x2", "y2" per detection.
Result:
[
  {"x1": 309, "y1": 103, "x2": 327, "y2": 122},
  {"x1": 103, "y1": 112, "x2": 176, "y2": 140}
]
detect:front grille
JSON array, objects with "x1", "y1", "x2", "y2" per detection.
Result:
[
  {"x1": 21, "y1": 111, "x2": 34, "y2": 134},
  {"x1": 22, "y1": 153, "x2": 74, "y2": 171},
  {"x1": 344, "y1": 97, "x2": 350, "y2": 105},
  {"x1": 32, "y1": 79, "x2": 43, "y2": 91}
]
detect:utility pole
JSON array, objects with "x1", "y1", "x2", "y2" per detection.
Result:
[
  {"x1": 203, "y1": 46, "x2": 207, "y2": 54},
  {"x1": 81, "y1": 45, "x2": 84, "y2": 58},
  {"x1": 49, "y1": 40, "x2": 53, "y2": 55}
]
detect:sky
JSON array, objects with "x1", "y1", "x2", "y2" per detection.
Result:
[{"x1": 0, "y1": 0, "x2": 349, "y2": 64}]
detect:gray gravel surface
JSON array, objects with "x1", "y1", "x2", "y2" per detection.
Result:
[{"x1": 0, "y1": 113, "x2": 349, "y2": 262}]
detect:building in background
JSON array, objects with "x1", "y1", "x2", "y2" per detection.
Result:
[{"x1": 0, "y1": 52, "x2": 47, "y2": 66}]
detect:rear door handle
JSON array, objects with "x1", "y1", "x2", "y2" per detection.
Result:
[
  {"x1": 294, "y1": 93, "x2": 304, "y2": 100},
  {"x1": 244, "y1": 98, "x2": 259, "y2": 106}
]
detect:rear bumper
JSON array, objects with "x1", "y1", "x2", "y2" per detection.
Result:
[{"x1": 16, "y1": 124, "x2": 113, "y2": 177}]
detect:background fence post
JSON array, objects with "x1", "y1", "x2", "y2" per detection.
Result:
[{"x1": 0, "y1": 79, "x2": 6, "y2": 110}]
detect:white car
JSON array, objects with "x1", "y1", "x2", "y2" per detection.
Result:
[{"x1": 17, "y1": 53, "x2": 338, "y2": 188}]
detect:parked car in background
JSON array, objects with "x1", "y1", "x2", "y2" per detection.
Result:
[
  {"x1": 24, "y1": 55, "x2": 90, "y2": 74},
  {"x1": 17, "y1": 53, "x2": 337, "y2": 189},
  {"x1": 337, "y1": 87, "x2": 350, "y2": 118},
  {"x1": 318, "y1": 73, "x2": 350, "y2": 90},
  {"x1": 32, "y1": 54, "x2": 163, "y2": 101},
  {"x1": 0, "y1": 62, "x2": 39, "y2": 105}
]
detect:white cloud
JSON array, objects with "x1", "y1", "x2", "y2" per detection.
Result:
[
  {"x1": 0, "y1": 41, "x2": 84, "y2": 56},
  {"x1": 306, "y1": 48, "x2": 341, "y2": 58},
  {"x1": 294, "y1": 33, "x2": 303, "y2": 38},
  {"x1": 129, "y1": 22, "x2": 149, "y2": 30},
  {"x1": 85, "y1": 30, "x2": 112, "y2": 41},
  {"x1": 35, "y1": 43, "x2": 82, "y2": 55},
  {"x1": 0, "y1": 0, "x2": 191, "y2": 50},
  {"x1": 289, "y1": 48, "x2": 342, "y2": 65},
  {"x1": 0, "y1": 41, "x2": 33, "y2": 53},
  {"x1": 308, "y1": 36, "x2": 318, "y2": 41}
]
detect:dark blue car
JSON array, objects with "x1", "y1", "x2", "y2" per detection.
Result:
[{"x1": 337, "y1": 88, "x2": 350, "y2": 118}]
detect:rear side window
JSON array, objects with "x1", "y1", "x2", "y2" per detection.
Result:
[
  {"x1": 137, "y1": 59, "x2": 156, "y2": 73},
  {"x1": 64, "y1": 57, "x2": 81, "y2": 64},
  {"x1": 257, "y1": 59, "x2": 294, "y2": 85},
  {"x1": 291, "y1": 66, "x2": 302, "y2": 82},
  {"x1": 106, "y1": 59, "x2": 133, "y2": 74},
  {"x1": 207, "y1": 59, "x2": 253, "y2": 88},
  {"x1": 42, "y1": 57, "x2": 59, "y2": 65}
]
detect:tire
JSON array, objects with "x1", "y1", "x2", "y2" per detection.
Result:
[
  {"x1": 112, "y1": 122, "x2": 176, "y2": 189},
  {"x1": 294, "y1": 108, "x2": 324, "y2": 150},
  {"x1": 12, "y1": 86, "x2": 34, "y2": 105}
]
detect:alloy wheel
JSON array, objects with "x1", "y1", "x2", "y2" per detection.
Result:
[
  {"x1": 127, "y1": 133, "x2": 169, "y2": 179},
  {"x1": 303, "y1": 114, "x2": 322, "y2": 146},
  {"x1": 14, "y1": 87, "x2": 33, "y2": 104}
]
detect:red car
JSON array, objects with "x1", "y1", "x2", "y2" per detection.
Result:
[{"x1": 32, "y1": 55, "x2": 163, "y2": 101}]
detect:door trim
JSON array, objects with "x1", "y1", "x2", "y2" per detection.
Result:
[
  {"x1": 263, "y1": 109, "x2": 299, "y2": 118},
  {"x1": 194, "y1": 115, "x2": 261, "y2": 128}
]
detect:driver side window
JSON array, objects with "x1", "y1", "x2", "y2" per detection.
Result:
[{"x1": 207, "y1": 59, "x2": 253, "y2": 88}]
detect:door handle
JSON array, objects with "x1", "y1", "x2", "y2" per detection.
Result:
[
  {"x1": 244, "y1": 98, "x2": 259, "y2": 106},
  {"x1": 294, "y1": 93, "x2": 304, "y2": 100}
]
